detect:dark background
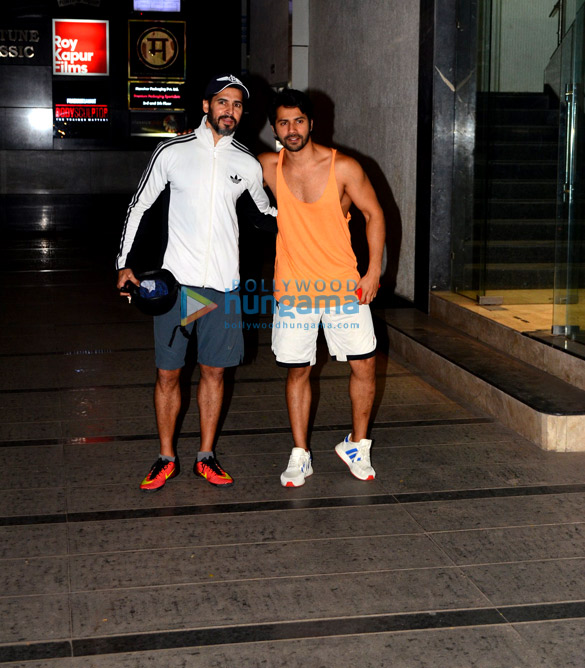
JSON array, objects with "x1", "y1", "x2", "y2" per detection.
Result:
[{"x1": 1, "y1": 0, "x2": 244, "y2": 151}]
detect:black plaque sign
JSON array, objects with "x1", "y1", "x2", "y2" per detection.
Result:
[{"x1": 129, "y1": 81, "x2": 186, "y2": 110}]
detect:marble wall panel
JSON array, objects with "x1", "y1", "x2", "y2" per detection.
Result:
[
  {"x1": 0, "y1": 150, "x2": 151, "y2": 194},
  {"x1": 0, "y1": 66, "x2": 51, "y2": 107},
  {"x1": 308, "y1": 0, "x2": 420, "y2": 301}
]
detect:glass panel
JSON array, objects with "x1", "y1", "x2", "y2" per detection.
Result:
[
  {"x1": 552, "y1": 2, "x2": 585, "y2": 345},
  {"x1": 453, "y1": 0, "x2": 565, "y2": 309},
  {"x1": 451, "y1": 0, "x2": 489, "y2": 300},
  {"x1": 451, "y1": 0, "x2": 483, "y2": 300}
]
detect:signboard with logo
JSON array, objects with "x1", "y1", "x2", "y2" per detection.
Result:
[
  {"x1": 128, "y1": 20, "x2": 185, "y2": 79},
  {"x1": 55, "y1": 100, "x2": 108, "y2": 122},
  {"x1": 53, "y1": 80, "x2": 110, "y2": 138},
  {"x1": 54, "y1": 97, "x2": 110, "y2": 137},
  {"x1": 133, "y1": 0, "x2": 181, "y2": 10},
  {"x1": 129, "y1": 81, "x2": 185, "y2": 110},
  {"x1": 52, "y1": 19, "x2": 109, "y2": 76}
]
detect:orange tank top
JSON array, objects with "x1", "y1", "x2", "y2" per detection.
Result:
[{"x1": 274, "y1": 148, "x2": 360, "y2": 308}]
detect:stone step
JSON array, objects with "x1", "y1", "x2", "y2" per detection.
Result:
[
  {"x1": 459, "y1": 263, "x2": 556, "y2": 290},
  {"x1": 475, "y1": 199, "x2": 556, "y2": 219},
  {"x1": 478, "y1": 125, "x2": 559, "y2": 142},
  {"x1": 478, "y1": 142, "x2": 558, "y2": 161},
  {"x1": 477, "y1": 92, "x2": 556, "y2": 110},
  {"x1": 463, "y1": 241, "x2": 557, "y2": 265},
  {"x1": 475, "y1": 180, "x2": 556, "y2": 200},
  {"x1": 473, "y1": 219, "x2": 556, "y2": 240},
  {"x1": 477, "y1": 108, "x2": 559, "y2": 126},
  {"x1": 475, "y1": 161, "x2": 557, "y2": 180},
  {"x1": 379, "y1": 306, "x2": 585, "y2": 451}
]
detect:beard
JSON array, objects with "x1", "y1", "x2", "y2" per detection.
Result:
[
  {"x1": 208, "y1": 111, "x2": 238, "y2": 137},
  {"x1": 280, "y1": 131, "x2": 310, "y2": 152}
]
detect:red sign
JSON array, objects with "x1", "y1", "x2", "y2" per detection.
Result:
[
  {"x1": 55, "y1": 104, "x2": 108, "y2": 121},
  {"x1": 52, "y1": 19, "x2": 109, "y2": 76}
]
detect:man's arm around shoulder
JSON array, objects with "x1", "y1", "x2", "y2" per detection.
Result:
[
  {"x1": 258, "y1": 151, "x2": 279, "y2": 194},
  {"x1": 235, "y1": 151, "x2": 278, "y2": 233}
]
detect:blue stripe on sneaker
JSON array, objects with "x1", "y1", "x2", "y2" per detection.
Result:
[{"x1": 346, "y1": 447, "x2": 358, "y2": 461}]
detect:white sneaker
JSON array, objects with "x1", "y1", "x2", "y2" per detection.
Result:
[
  {"x1": 335, "y1": 434, "x2": 376, "y2": 481},
  {"x1": 280, "y1": 447, "x2": 313, "y2": 487}
]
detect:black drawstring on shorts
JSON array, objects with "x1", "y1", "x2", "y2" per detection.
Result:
[{"x1": 168, "y1": 324, "x2": 191, "y2": 347}]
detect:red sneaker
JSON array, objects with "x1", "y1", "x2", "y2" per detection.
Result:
[
  {"x1": 194, "y1": 456, "x2": 234, "y2": 487},
  {"x1": 140, "y1": 457, "x2": 180, "y2": 492}
]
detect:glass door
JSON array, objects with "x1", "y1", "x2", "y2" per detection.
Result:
[
  {"x1": 453, "y1": 0, "x2": 580, "y2": 309},
  {"x1": 552, "y1": 0, "x2": 585, "y2": 344}
]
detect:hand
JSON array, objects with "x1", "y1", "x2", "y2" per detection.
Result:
[
  {"x1": 355, "y1": 275, "x2": 381, "y2": 305},
  {"x1": 117, "y1": 268, "x2": 139, "y2": 296}
]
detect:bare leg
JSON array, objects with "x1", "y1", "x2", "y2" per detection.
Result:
[
  {"x1": 286, "y1": 366, "x2": 312, "y2": 450},
  {"x1": 154, "y1": 368, "x2": 182, "y2": 457},
  {"x1": 348, "y1": 356, "x2": 376, "y2": 441},
  {"x1": 197, "y1": 363, "x2": 225, "y2": 452}
]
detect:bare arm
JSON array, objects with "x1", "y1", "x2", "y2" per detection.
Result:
[
  {"x1": 338, "y1": 154, "x2": 385, "y2": 304},
  {"x1": 258, "y1": 152, "x2": 279, "y2": 196}
]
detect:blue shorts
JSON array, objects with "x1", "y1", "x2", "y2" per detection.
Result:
[{"x1": 154, "y1": 287, "x2": 244, "y2": 370}]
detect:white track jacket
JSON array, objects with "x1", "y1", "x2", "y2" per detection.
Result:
[{"x1": 116, "y1": 115, "x2": 276, "y2": 290}]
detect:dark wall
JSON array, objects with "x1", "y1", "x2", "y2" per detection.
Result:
[
  {"x1": 415, "y1": 0, "x2": 478, "y2": 308},
  {"x1": 0, "y1": 0, "x2": 243, "y2": 154}
]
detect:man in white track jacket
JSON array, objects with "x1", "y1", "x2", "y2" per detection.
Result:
[{"x1": 116, "y1": 74, "x2": 276, "y2": 492}]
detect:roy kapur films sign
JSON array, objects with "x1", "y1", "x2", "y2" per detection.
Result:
[{"x1": 52, "y1": 19, "x2": 109, "y2": 75}]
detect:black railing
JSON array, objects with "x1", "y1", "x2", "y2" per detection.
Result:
[{"x1": 549, "y1": 0, "x2": 568, "y2": 46}]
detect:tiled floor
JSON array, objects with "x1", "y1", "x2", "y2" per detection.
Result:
[{"x1": 2, "y1": 196, "x2": 585, "y2": 667}]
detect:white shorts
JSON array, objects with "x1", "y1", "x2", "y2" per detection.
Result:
[{"x1": 271, "y1": 302, "x2": 377, "y2": 366}]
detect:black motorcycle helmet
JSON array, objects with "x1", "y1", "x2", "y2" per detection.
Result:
[{"x1": 123, "y1": 269, "x2": 178, "y2": 316}]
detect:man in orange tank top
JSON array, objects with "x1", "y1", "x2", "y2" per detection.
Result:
[{"x1": 259, "y1": 89, "x2": 386, "y2": 488}]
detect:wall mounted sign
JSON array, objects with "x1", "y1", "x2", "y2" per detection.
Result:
[
  {"x1": 137, "y1": 26, "x2": 178, "y2": 70},
  {"x1": 0, "y1": 21, "x2": 49, "y2": 65},
  {"x1": 130, "y1": 110, "x2": 185, "y2": 137},
  {"x1": 54, "y1": 96, "x2": 110, "y2": 138},
  {"x1": 52, "y1": 19, "x2": 109, "y2": 76},
  {"x1": 128, "y1": 20, "x2": 185, "y2": 79},
  {"x1": 0, "y1": 29, "x2": 38, "y2": 58},
  {"x1": 129, "y1": 81, "x2": 185, "y2": 110},
  {"x1": 53, "y1": 79, "x2": 110, "y2": 138},
  {"x1": 133, "y1": 0, "x2": 181, "y2": 11},
  {"x1": 55, "y1": 99, "x2": 108, "y2": 122}
]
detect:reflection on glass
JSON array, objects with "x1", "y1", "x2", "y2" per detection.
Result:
[
  {"x1": 552, "y1": 2, "x2": 585, "y2": 349},
  {"x1": 27, "y1": 108, "x2": 52, "y2": 132},
  {"x1": 451, "y1": 0, "x2": 585, "y2": 355}
]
